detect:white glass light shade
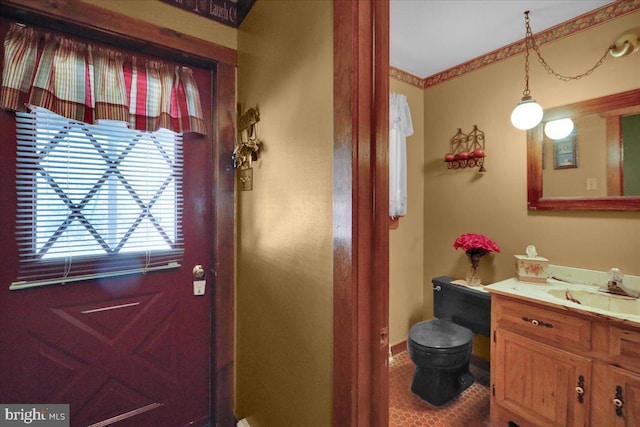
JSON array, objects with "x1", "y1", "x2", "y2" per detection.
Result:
[
  {"x1": 544, "y1": 118, "x2": 574, "y2": 140},
  {"x1": 510, "y1": 99, "x2": 544, "y2": 130}
]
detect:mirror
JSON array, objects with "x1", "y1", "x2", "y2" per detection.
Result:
[{"x1": 527, "y1": 88, "x2": 640, "y2": 211}]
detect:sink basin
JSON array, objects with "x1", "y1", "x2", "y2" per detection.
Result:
[{"x1": 547, "y1": 288, "x2": 640, "y2": 316}]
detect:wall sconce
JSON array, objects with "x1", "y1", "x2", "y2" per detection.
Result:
[
  {"x1": 233, "y1": 106, "x2": 261, "y2": 191},
  {"x1": 443, "y1": 125, "x2": 486, "y2": 172},
  {"x1": 511, "y1": 11, "x2": 640, "y2": 131}
]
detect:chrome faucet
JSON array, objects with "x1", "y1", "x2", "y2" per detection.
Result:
[{"x1": 604, "y1": 268, "x2": 640, "y2": 298}]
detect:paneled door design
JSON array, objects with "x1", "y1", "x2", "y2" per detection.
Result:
[{"x1": 0, "y1": 53, "x2": 217, "y2": 426}]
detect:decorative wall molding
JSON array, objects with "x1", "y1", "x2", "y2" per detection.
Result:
[
  {"x1": 389, "y1": 66, "x2": 423, "y2": 88},
  {"x1": 391, "y1": 0, "x2": 640, "y2": 89}
]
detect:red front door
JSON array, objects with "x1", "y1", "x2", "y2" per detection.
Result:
[{"x1": 0, "y1": 55, "x2": 216, "y2": 427}]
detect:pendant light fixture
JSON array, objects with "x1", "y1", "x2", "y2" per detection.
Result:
[
  {"x1": 510, "y1": 11, "x2": 542, "y2": 131},
  {"x1": 544, "y1": 118, "x2": 574, "y2": 140},
  {"x1": 510, "y1": 11, "x2": 640, "y2": 132}
]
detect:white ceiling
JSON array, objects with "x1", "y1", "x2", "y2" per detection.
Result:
[{"x1": 390, "y1": 0, "x2": 617, "y2": 79}]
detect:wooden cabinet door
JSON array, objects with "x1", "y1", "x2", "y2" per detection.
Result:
[
  {"x1": 610, "y1": 367, "x2": 640, "y2": 427},
  {"x1": 494, "y1": 329, "x2": 591, "y2": 427}
]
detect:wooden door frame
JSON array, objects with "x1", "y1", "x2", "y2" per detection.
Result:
[
  {"x1": 333, "y1": 1, "x2": 390, "y2": 426},
  {"x1": 0, "y1": 2, "x2": 236, "y2": 426}
]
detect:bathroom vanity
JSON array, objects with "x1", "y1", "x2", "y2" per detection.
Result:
[{"x1": 486, "y1": 271, "x2": 640, "y2": 427}]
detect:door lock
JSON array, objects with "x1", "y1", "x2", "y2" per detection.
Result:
[{"x1": 192, "y1": 265, "x2": 205, "y2": 280}]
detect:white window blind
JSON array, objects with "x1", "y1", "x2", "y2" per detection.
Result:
[{"x1": 11, "y1": 107, "x2": 184, "y2": 290}]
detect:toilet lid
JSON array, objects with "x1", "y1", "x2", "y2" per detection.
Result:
[{"x1": 408, "y1": 319, "x2": 473, "y2": 351}]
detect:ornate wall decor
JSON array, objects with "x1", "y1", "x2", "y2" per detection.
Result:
[
  {"x1": 159, "y1": 0, "x2": 256, "y2": 28},
  {"x1": 233, "y1": 106, "x2": 261, "y2": 191},
  {"x1": 443, "y1": 125, "x2": 486, "y2": 172}
]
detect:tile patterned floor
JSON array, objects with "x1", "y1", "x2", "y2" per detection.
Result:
[{"x1": 389, "y1": 352, "x2": 491, "y2": 427}]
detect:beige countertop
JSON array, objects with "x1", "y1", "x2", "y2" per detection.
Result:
[{"x1": 485, "y1": 277, "x2": 640, "y2": 328}]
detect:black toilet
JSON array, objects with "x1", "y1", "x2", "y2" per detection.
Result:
[{"x1": 407, "y1": 276, "x2": 491, "y2": 406}]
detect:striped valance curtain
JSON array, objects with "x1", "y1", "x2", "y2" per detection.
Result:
[{"x1": 1, "y1": 23, "x2": 206, "y2": 135}]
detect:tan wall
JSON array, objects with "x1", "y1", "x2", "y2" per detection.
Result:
[
  {"x1": 389, "y1": 79, "x2": 426, "y2": 345},
  {"x1": 235, "y1": 1, "x2": 333, "y2": 426},
  {"x1": 81, "y1": 0, "x2": 237, "y2": 49},
  {"x1": 422, "y1": 11, "x2": 640, "y2": 324}
]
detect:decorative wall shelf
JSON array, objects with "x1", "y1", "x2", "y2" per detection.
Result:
[{"x1": 443, "y1": 125, "x2": 486, "y2": 172}]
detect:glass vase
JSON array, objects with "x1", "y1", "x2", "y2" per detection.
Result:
[{"x1": 466, "y1": 262, "x2": 481, "y2": 286}]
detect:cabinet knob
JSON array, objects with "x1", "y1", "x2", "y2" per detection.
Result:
[
  {"x1": 576, "y1": 375, "x2": 585, "y2": 404},
  {"x1": 614, "y1": 385, "x2": 624, "y2": 417},
  {"x1": 521, "y1": 316, "x2": 553, "y2": 328}
]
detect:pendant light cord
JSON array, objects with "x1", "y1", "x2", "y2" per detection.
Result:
[
  {"x1": 522, "y1": 12, "x2": 532, "y2": 97},
  {"x1": 524, "y1": 11, "x2": 613, "y2": 82}
]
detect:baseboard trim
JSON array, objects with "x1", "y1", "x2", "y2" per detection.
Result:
[
  {"x1": 390, "y1": 340, "x2": 407, "y2": 356},
  {"x1": 470, "y1": 354, "x2": 490, "y2": 373}
]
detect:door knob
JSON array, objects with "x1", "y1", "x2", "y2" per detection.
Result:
[{"x1": 192, "y1": 265, "x2": 205, "y2": 280}]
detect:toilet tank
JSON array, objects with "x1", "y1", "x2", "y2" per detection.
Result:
[{"x1": 432, "y1": 276, "x2": 491, "y2": 337}]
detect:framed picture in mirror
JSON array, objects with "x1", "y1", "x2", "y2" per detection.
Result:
[{"x1": 553, "y1": 136, "x2": 577, "y2": 169}]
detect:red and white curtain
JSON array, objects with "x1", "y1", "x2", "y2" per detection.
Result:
[{"x1": 1, "y1": 23, "x2": 206, "y2": 135}]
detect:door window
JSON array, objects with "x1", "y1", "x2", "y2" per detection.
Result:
[{"x1": 12, "y1": 107, "x2": 184, "y2": 289}]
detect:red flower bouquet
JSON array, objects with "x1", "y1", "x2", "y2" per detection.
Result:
[
  {"x1": 453, "y1": 233, "x2": 500, "y2": 256},
  {"x1": 453, "y1": 233, "x2": 500, "y2": 286}
]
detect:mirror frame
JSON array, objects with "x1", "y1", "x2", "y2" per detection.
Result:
[{"x1": 527, "y1": 88, "x2": 640, "y2": 211}]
